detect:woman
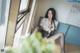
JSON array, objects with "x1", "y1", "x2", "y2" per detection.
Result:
[{"x1": 35, "y1": 8, "x2": 65, "y2": 53}]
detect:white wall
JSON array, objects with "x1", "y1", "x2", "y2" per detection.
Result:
[
  {"x1": 65, "y1": 3, "x2": 80, "y2": 28},
  {"x1": 34, "y1": 0, "x2": 78, "y2": 27},
  {"x1": 52, "y1": 0, "x2": 77, "y2": 23}
]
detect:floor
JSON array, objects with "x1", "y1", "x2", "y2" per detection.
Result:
[
  {"x1": 65, "y1": 42, "x2": 80, "y2": 53},
  {"x1": 56, "y1": 40, "x2": 80, "y2": 53}
]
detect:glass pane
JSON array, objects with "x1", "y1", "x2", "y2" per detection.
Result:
[
  {"x1": 16, "y1": 0, "x2": 29, "y2": 32},
  {"x1": 0, "y1": 0, "x2": 10, "y2": 50}
]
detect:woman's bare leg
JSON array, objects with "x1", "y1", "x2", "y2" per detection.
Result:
[
  {"x1": 34, "y1": 28, "x2": 65, "y2": 53},
  {"x1": 48, "y1": 33, "x2": 65, "y2": 53}
]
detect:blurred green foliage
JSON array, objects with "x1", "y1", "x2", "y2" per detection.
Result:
[{"x1": 5, "y1": 32, "x2": 56, "y2": 53}]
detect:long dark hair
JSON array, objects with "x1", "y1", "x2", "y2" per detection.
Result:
[{"x1": 45, "y1": 8, "x2": 56, "y2": 22}]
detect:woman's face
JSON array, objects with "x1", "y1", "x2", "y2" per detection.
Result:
[{"x1": 48, "y1": 10, "x2": 53, "y2": 19}]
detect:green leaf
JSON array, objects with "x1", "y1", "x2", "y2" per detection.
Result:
[{"x1": 5, "y1": 32, "x2": 56, "y2": 53}]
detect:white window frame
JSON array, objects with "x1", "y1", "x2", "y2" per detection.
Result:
[{"x1": 25, "y1": 0, "x2": 36, "y2": 35}]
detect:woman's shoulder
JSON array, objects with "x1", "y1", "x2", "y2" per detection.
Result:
[{"x1": 41, "y1": 17, "x2": 47, "y2": 21}]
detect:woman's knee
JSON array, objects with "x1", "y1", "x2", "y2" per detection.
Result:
[{"x1": 59, "y1": 32, "x2": 64, "y2": 38}]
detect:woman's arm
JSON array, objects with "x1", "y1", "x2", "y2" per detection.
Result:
[{"x1": 34, "y1": 25, "x2": 43, "y2": 32}]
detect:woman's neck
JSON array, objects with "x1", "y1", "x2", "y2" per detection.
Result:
[{"x1": 48, "y1": 18, "x2": 51, "y2": 21}]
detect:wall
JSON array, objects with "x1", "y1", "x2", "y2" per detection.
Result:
[
  {"x1": 65, "y1": 3, "x2": 80, "y2": 28},
  {"x1": 34, "y1": 0, "x2": 78, "y2": 27},
  {"x1": 57, "y1": 22, "x2": 80, "y2": 46}
]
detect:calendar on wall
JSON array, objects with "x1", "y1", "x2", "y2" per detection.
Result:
[{"x1": 65, "y1": 3, "x2": 80, "y2": 28}]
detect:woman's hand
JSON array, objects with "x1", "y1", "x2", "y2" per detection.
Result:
[{"x1": 34, "y1": 27, "x2": 39, "y2": 32}]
